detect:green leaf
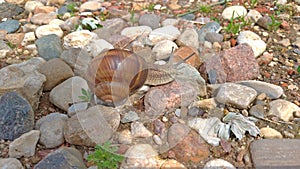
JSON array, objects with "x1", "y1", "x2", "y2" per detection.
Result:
[
  {"x1": 81, "y1": 88, "x2": 87, "y2": 96},
  {"x1": 297, "y1": 66, "x2": 300, "y2": 73}
]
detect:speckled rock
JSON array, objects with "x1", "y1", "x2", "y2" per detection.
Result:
[
  {"x1": 63, "y1": 30, "x2": 98, "y2": 49},
  {"x1": 149, "y1": 25, "x2": 180, "y2": 44},
  {"x1": 176, "y1": 28, "x2": 199, "y2": 49},
  {"x1": 0, "y1": 3, "x2": 24, "y2": 19},
  {"x1": 237, "y1": 31, "x2": 266, "y2": 57},
  {"x1": 222, "y1": 6, "x2": 247, "y2": 20},
  {"x1": 0, "y1": 20, "x2": 20, "y2": 33},
  {"x1": 161, "y1": 159, "x2": 186, "y2": 169},
  {"x1": 269, "y1": 99, "x2": 300, "y2": 122},
  {"x1": 35, "y1": 34, "x2": 63, "y2": 61},
  {"x1": 139, "y1": 13, "x2": 161, "y2": 29},
  {"x1": 0, "y1": 158, "x2": 23, "y2": 169},
  {"x1": 35, "y1": 24, "x2": 64, "y2": 38}
]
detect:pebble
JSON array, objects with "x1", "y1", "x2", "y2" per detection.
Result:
[
  {"x1": 9, "y1": 130, "x2": 40, "y2": 158},
  {"x1": 256, "y1": 16, "x2": 272, "y2": 30},
  {"x1": 249, "y1": 104, "x2": 265, "y2": 119},
  {"x1": 121, "y1": 25, "x2": 152, "y2": 39},
  {"x1": 121, "y1": 111, "x2": 140, "y2": 123},
  {"x1": 237, "y1": 31, "x2": 267, "y2": 57},
  {"x1": 0, "y1": 158, "x2": 23, "y2": 169},
  {"x1": 222, "y1": 6, "x2": 247, "y2": 20},
  {"x1": 30, "y1": 12, "x2": 57, "y2": 25},
  {"x1": 63, "y1": 30, "x2": 98, "y2": 49},
  {"x1": 0, "y1": 3, "x2": 24, "y2": 19},
  {"x1": 197, "y1": 21, "x2": 221, "y2": 42},
  {"x1": 149, "y1": 25, "x2": 180, "y2": 44},
  {"x1": 205, "y1": 32, "x2": 224, "y2": 43},
  {"x1": 161, "y1": 159, "x2": 186, "y2": 169},
  {"x1": 131, "y1": 121, "x2": 153, "y2": 138},
  {"x1": 260, "y1": 127, "x2": 283, "y2": 139},
  {"x1": 67, "y1": 102, "x2": 88, "y2": 117},
  {"x1": 278, "y1": 38, "x2": 290, "y2": 47},
  {"x1": 161, "y1": 18, "x2": 179, "y2": 27},
  {"x1": 139, "y1": 13, "x2": 161, "y2": 29},
  {"x1": 152, "y1": 40, "x2": 178, "y2": 60},
  {"x1": 35, "y1": 113, "x2": 68, "y2": 148},
  {"x1": 35, "y1": 24, "x2": 64, "y2": 38},
  {"x1": 35, "y1": 34, "x2": 63, "y2": 60},
  {"x1": 24, "y1": 1, "x2": 44, "y2": 12},
  {"x1": 0, "y1": 20, "x2": 20, "y2": 33},
  {"x1": 204, "y1": 159, "x2": 235, "y2": 169},
  {"x1": 79, "y1": 1, "x2": 102, "y2": 12},
  {"x1": 0, "y1": 40, "x2": 12, "y2": 58},
  {"x1": 176, "y1": 28, "x2": 199, "y2": 49},
  {"x1": 85, "y1": 39, "x2": 114, "y2": 58},
  {"x1": 118, "y1": 129, "x2": 132, "y2": 144},
  {"x1": 257, "y1": 52, "x2": 273, "y2": 65},
  {"x1": 153, "y1": 135, "x2": 163, "y2": 145},
  {"x1": 269, "y1": 99, "x2": 300, "y2": 122},
  {"x1": 246, "y1": 9, "x2": 263, "y2": 23}
]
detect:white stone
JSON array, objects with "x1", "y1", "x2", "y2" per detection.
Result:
[
  {"x1": 237, "y1": 30, "x2": 266, "y2": 57},
  {"x1": 0, "y1": 158, "x2": 23, "y2": 169},
  {"x1": 118, "y1": 129, "x2": 132, "y2": 144},
  {"x1": 9, "y1": 130, "x2": 40, "y2": 158},
  {"x1": 85, "y1": 39, "x2": 114, "y2": 58},
  {"x1": 222, "y1": 6, "x2": 247, "y2": 20},
  {"x1": 260, "y1": 127, "x2": 283, "y2": 139},
  {"x1": 162, "y1": 18, "x2": 180, "y2": 27},
  {"x1": 24, "y1": 1, "x2": 44, "y2": 12},
  {"x1": 35, "y1": 24, "x2": 64, "y2": 38},
  {"x1": 149, "y1": 25, "x2": 181, "y2": 44},
  {"x1": 121, "y1": 25, "x2": 152, "y2": 38},
  {"x1": 63, "y1": 30, "x2": 98, "y2": 49},
  {"x1": 176, "y1": 28, "x2": 199, "y2": 49},
  {"x1": 21, "y1": 32, "x2": 36, "y2": 46},
  {"x1": 49, "y1": 19, "x2": 65, "y2": 26},
  {"x1": 131, "y1": 121, "x2": 153, "y2": 138},
  {"x1": 269, "y1": 99, "x2": 300, "y2": 122},
  {"x1": 152, "y1": 40, "x2": 178, "y2": 60},
  {"x1": 246, "y1": 9, "x2": 262, "y2": 23},
  {"x1": 204, "y1": 159, "x2": 235, "y2": 169}
]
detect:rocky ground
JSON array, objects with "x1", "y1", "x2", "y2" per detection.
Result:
[{"x1": 0, "y1": 0, "x2": 300, "y2": 168}]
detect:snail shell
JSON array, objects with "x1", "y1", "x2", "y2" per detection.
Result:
[{"x1": 85, "y1": 49, "x2": 148, "y2": 107}]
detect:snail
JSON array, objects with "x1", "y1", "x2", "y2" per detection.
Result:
[{"x1": 85, "y1": 48, "x2": 195, "y2": 107}]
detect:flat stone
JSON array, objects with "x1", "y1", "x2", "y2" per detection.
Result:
[
  {"x1": 121, "y1": 25, "x2": 152, "y2": 39},
  {"x1": 139, "y1": 13, "x2": 161, "y2": 29},
  {"x1": 204, "y1": 159, "x2": 235, "y2": 169},
  {"x1": 256, "y1": 16, "x2": 272, "y2": 30},
  {"x1": 176, "y1": 28, "x2": 199, "y2": 49},
  {"x1": 0, "y1": 20, "x2": 20, "y2": 33},
  {"x1": 269, "y1": 99, "x2": 300, "y2": 122},
  {"x1": 204, "y1": 32, "x2": 224, "y2": 43},
  {"x1": 34, "y1": 147, "x2": 86, "y2": 169},
  {"x1": 38, "y1": 58, "x2": 74, "y2": 91},
  {"x1": 249, "y1": 104, "x2": 265, "y2": 118},
  {"x1": 79, "y1": 1, "x2": 102, "y2": 12},
  {"x1": 30, "y1": 12, "x2": 57, "y2": 25},
  {"x1": 149, "y1": 25, "x2": 180, "y2": 44},
  {"x1": 0, "y1": 92, "x2": 34, "y2": 140},
  {"x1": 215, "y1": 83, "x2": 257, "y2": 109},
  {"x1": 85, "y1": 39, "x2": 114, "y2": 58},
  {"x1": 250, "y1": 139, "x2": 300, "y2": 168},
  {"x1": 260, "y1": 127, "x2": 283, "y2": 139},
  {"x1": 152, "y1": 40, "x2": 178, "y2": 60},
  {"x1": 35, "y1": 113, "x2": 68, "y2": 148},
  {"x1": 222, "y1": 6, "x2": 247, "y2": 20},
  {"x1": 24, "y1": 1, "x2": 44, "y2": 12},
  {"x1": 9, "y1": 130, "x2": 40, "y2": 158},
  {"x1": 63, "y1": 30, "x2": 98, "y2": 49},
  {"x1": 0, "y1": 3, "x2": 24, "y2": 19},
  {"x1": 121, "y1": 111, "x2": 140, "y2": 123},
  {"x1": 131, "y1": 121, "x2": 153, "y2": 138},
  {"x1": 67, "y1": 102, "x2": 88, "y2": 117},
  {"x1": 237, "y1": 31, "x2": 266, "y2": 57},
  {"x1": 0, "y1": 158, "x2": 23, "y2": 169},
  {"x1": 35, "y1": 34, "x2": 63, "y2": 61},
  {"x1": 35, "y1": 24, "x2": 64, "y2": 38}
]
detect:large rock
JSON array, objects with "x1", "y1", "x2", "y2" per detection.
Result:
[
  {"x1": 0, "y1": 158, "x2": 23, "y2": 169},
  {"x1": 0, "y1": 3, "x2": 24, "y2": 19},
  {"x1": 35, "y1": 34, "x2": 63, "y2": 61},
  {"x1": 0, "y1": 92, "x2": 34, "y2": 140},
  {"x1": 0, "y1": 19, "x2": 20, "y2": 33},
  {"x1": 9, "y1": 130, "x2": 40, "y2": 158},
  {"x1": 0, "y1": 57, "x2": 46, "y2": 110},
  {"x1": 35, "y1": 113, "x2": 68, "y2": 148},
  {"x1": 34, "y1": 147, "x2": 87, "y2": 169}
]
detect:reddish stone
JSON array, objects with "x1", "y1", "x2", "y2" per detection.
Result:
[
  {"x1": 257, "y1": 52, "x2": 273, "y2": 65},
  {"x1": 280, "y1": 20, "x2": 290, "y2": 30},
  {"x1": 34, "y1": 6, "x2": 56, "y2": 14},
  {"x1": 254, "y1": 7, "x2": 271, "y2": 14},
  {"x1": 263, "y1": 72, "x2": 271, "y2": 78},
  {"x1": 281, "y1": 83, "x2": 288, "y2": 87},
  {"x1": 173, "y1": 46, "x2": 202, "y2": 68},
  {"x1": 230, "y1": 38, "x2": 237, "y2": 46}
]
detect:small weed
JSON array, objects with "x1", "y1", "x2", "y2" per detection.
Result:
[
  {"x1": 297, "y1": 66, "x2": 300, "y2": 74},
  {"x1": 87, "y1": 141, "x2": 124, "y2": 169},
  {"x1": 146, "y1": 3, "x2": 155, "y2": 12},
  {"x1": 223, "y1": 12, "x2": 252, "y2": 35},
  {"x1": 66, "y1": 3, "x2": 77, "y2": 13},
  {"x1": 199, "y1": 4, "x2": 212, "y2": 13},
  {"x1": 78, "y1": 88, "x2": 92, "y2": 103},
  {"x1": 275, "y1": 4, "x2": 294, "y2": 15},
  {"x1": 129, "y1": 8, "x2": 136, "y2": 24},
  {"x1": 7, "y1": 41, "x2": 16, "y2": 49},
  {"x1": 267, "y1": 15, "x2": 281, "y2": 31},
  {"x1": 250, "y1": 0, "x2": 258, "y2": 9}
]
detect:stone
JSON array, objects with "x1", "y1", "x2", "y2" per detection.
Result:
[
  {"x1": 85, "y1": 39, "x2": 114, "y2": 58},
  {"x1": 203, "y1": 159, "x2": 235, "y2": 169},
  {"x1": 34, "y1": 6, "x2": 56, "y2": 14},
  {"x1": 149, "y1": 25, "x2": 180, "y2": 44},
  {"x1": 222, "y1": 6, "x2": 247, "y2": 20},
  {"x1": 24, "y1": 1, "x2": 44, "y2": 12},
  {"x1": 63, "y1": 30, "x2": 98, "y2": 49},
  {"x1": 152, "y1": 40, "x2": 178, "y2": 60},
  {"x1": 238, "y1": 80, "x2": 284, "y2": 99},
  {"x1": 131, "y1": 121, "x2": 153, "y2": 138},
  {"x1": 99, "y1": 18, "x2": 128, "y2": 36},
  {"x1": 38, "y1": 58, "x2": 74, "y2": 91},
  {"x1": 237, "y1": 30, "x2": 266, "y2": 57},
  {"x1": 246, "y1": 9, "x2": 262, "y2": 23},
  {"x1": 260, "y1": 127, "x2": 283, "y2": 139},
  {"x1": 60, "y1": 17, "x2": 79, "y2": 32},
  {"x1": 139, "y1": 13, "x2": 161, "y2": 29},
  {"x1": 30, "y1": 12, "x2": 57, "y2": 25},
  {"x1": 49, "y1": 76, "x2": 89, "y2": 111},
  {"x1": 197, "y1": 21, "x2": 221, "y2": 42},
  {"x1": 204, "y1": 44, "x2": 259, "y2": 83},
  {"x1": 5, "y1": 33, "x2": 25, "y2": 46},
  {"x1": 68, "y1": 102, "x2": 88, "y2": 117},
  {"x1": 64, "y1": 105, "x2": 119, "y2": 146},
  {"x1": 180, "y1": 13, "x2": 195, "y2": 21},
  {"x1": 0, "y1": 20, "x2": 20, "y2": 33},
  {"x1": 162, "y1": 18, "x2": 179, "y2": 27},
  {"x1": 0, "y1": 158, "x2": 23, "y2": 169},
  {"x1": 176, "y1": 28, "x2": 199, "y2": 49},
  {"x1": 189, "y1": 98, "x2": 217, "y2": 111},
  {"x1": 47, "y1": 0, "x2": 65, "y2": 6},
  {"x1": 35, "y1": 24, "x2": 64, "y2": 38},
  {"x1": 278, "y1": 38, "x2": 290, "y2": 47},
  {"x1": 257, "y1": 52, "x2": 273, "y2": 65},
  {"x1": 250, "y1": 139, "x2": 300, "y2": 168},
  {"x1": 215, "y1": 83, "x2": 257, "y2": 109},
  {"x1": 0, "y1": 57, "x2": 46, "y2": 110},
  {"x1": 269, "y1": 99, "x2": 300, "y2": 122},
  {"x1": 35, "y1": 113, "x2": 68, "y2": 148},
  {"x1": 21, "y1": 32, "x2": 36, "y2": 46},
  {"x1": 121, "y1": 111, "x2": 140, "y2": 123},
  {"x1": 121, "y1": 25, "x2": 152, "y2": 39},
  {"x1": 35, "y1": 34, "x2": 63, "y2": 61},
  {"x1": 118, "y1": 129, "x2": 132, "y2": 144},
  {"x1": 153, "y1": 135, "x2": 163, "y2": 145},
  {"x1": 0, "y1": 40, "x2": 12, "y2": 59},
  {"x1": 249, "y1": 104, "x2": 265, "y2": 119},
  {"x1": 6, "y1": 0, "x2": 25, "y2": 4},
  {"x1": 256, "y1": 16, "x2": 272, "y2": 30},
  {"x1": 173, "y1": 46, "x2": 202, "y2": 68},
  {"x1": 205, "y1": 32, "x2": 224, "y2": 43},
  {"x1": 34, "y1": 147, "x2": 86, "y2": 169},
  {"x1": 0, "y1": 92, "x2": 34, "y2": 141},
  {"x1": 9, "y1": 130, "x2": 40, "y2": 158},
  {"x1": 167, "y1": 123, "x2": 210, "y2": 164},
  {"x1": 161, "y1": 159, "x2": 186, "y2": 169},
  {"x1": 79, "y1": 1, "x2": 102, "y2": 12},
  {"x1": 0, "y1": 3, "x2": 24, "y2": 19}
]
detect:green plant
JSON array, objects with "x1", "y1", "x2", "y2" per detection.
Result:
[
  {"x1": 87, "y1": 141, "x2": 124, "y2": 169},
  {"x1": 250, "y1": 0, "x2": 258, "y2": 9},
  {"x1": 129, "y1": 8, "x2": 136, "y2": 24},
  {"x1": 297, "y1": 66, "x2": 300, "y2": 74},
  {"x1": 66, "y1": 3, "x2": 76, "y2": 13},
  {"x1": 7, "y1": 41, "x2": 16, "y2": 49},
  {"x1": 78, "y1": 88, "x2": 92, "y2": 103},
  {"x1": 268, "y1": 15, "x2": 281, "y2": 31},
  {"x1": 199, "y1": 4, "x2": 212, "y2": 13},
  {"x1": 223, "y1": 12, "x2": 252, "y2": 35}
]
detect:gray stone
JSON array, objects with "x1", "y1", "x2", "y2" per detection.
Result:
[
  {"x1": 36, "y1": 34, "x2": 63, "y2": 61},
  {"x1": 0, "y1": 20, "x2": 20, "y2": 33},
  {"x1": 179, "y1": 13, "x2": 195, "y2": 21},
  {"x1": 197, "y1": 21, "x2": 221, "y2": 42},
  {"x1": 68, "y1": 102, "x2": 88, "y2": 117},
  {"x1": 222, "y1": 6, "x2": 247, "y2": 20},
  {"x1": 0, "y1": 3, "x2": 24, "y2": 19},
  {"x1": 9, "y1": 130, "x2": 40, "y2": 158},
  {"x1": 0, "y1": 158, "x2": 23, "y2": 169},
  {"x1": 238, "y1": 80, "x2": 284, "y2": 99},
  {"x1": 205, "y1": 32, "x2": 224, "y2": 43},
  {"x1": 149, "y1": 25, "x2": 180, "y2": 44},
  {"x1": 139, "y1": 13, "x2": 161, "y2": 29},
  {"x1": 85, "y1": 39, "x2": 113, "y2": 58},
  {"x1": 34, "y1": 147, "x2": 87, "y2": 169},
  {"x1": 38, "y1": 58, "x2": 74, "y2": 91},
  {"x1": 35, "y1": 113, "x2": 68, "y2": 148},
  {"x1": 121, "y1": 111, "x2": 140, "y2": 123},
  {"x1": 249, "y1": 104, "x2": 265, "y2": 119},
  {"x1": 250, "y1": 139, "x2": 300, "y2": 168},
  {"x1": 269, "y1": 99, "x2": 300, "y2": 122},
  {"x1": 49, "y1": 76, "x2": 89, "y2": 111},
  {"x1": 94, "y1": 18, "x2": 128, "y2": 39},
  {"x1": 176, "y1": 28, "x2": 199, "y2": 49},
  {"x1": 215, "y1": 83, "x2": 257, "y2": 109},
  {"x1": 121, "y1": 25, "x2": 152, "y2": 39},
  {"x1": 0, "y1": 40, "x2": 13, "y2": 59},
  {"x1": 256, "y1": 16, "x2": 272, "y2": 30},
  {"x1": 0, "y1": 92, "x2": 34, "y2": 141}
]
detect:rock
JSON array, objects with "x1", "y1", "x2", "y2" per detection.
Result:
[
  {"x1": 203, "y1": 159, "x2": 235, "y2": 169},
  {"x1": 35, "y1": 24, "x2": 64, "y2": 38},
  {"x1": 60, "y1": 16, "x2": 80, "y2": 32},
  {"x1": 49, "y1": 76, "x2": 89, "y2": 111},
  {"x1": 34, "y1": 147, "x2": 86, "y2": 169},
  {"x1": 269, "y1": 99, "x2": 300, "y2": 122},
  {"x1": 97, "y1": 18, "x2": 128, "y2": 36},
  {"x1": 121, "y1": 111, "x2": 140, "y2": 123},
  {"x1": 249, "y1": 104, "x2": 265, "y2": 119},
  {"x1": 34, "y1": 6, "x2": 56, "y2": 14},
  {"x1": 189, "y1": 98, "x2": 217, "y2": 111},
  {"x1": 162, "y1": 18, "x2": 179, "y2": 27},
  {"x1": 139, "y1": 13, "x2": 161, "y2": 29},
  {"x1": 0, "y1": 20, "x2": 20, "y2": 33},
  {"x1": 0, "y1": 158, "x2": 23, "y2": 169},
  {"x1": 149, "y1": 25, "x2": 180, "y2": 44},
  {"x1": 85, "y1": 39, "x2": 114, "y2": 58},
  {"x1": 161, "y1": 159, "x2": 186, "y2": 169},
  {"x1": 24, "y1": 1, "x2": 44, "y2": 12},
  {"x1": 79, "y1": 1, "x2": 102, "y2": 12},
  {"x1": 5, "y1": 33, "x2": 25, "y2": 46},
  {"x1": 238, "y1": 80, "x2": 284, "y2": 99},
  {"x1": 250, "y1": 139, "x2": 300, "y2": 168},
  {"x1": 0, "y1": 40, "x2": 13, "y2": 59},
  {"x1": 30, "y1": 12, "x2": 57, "y2": 25},
  {"x1": 257, "y1": 52, "x2": 273, "y2": 65},
  {"x1": 9, "y1": 130, "x2": 40, "y2": 158},
  {"x1": 222, "y1": 6, "x2": 247, "y2": 20},
  {"x1": 118, "y1": 129, "x2": 132, "y2": 144},
  {"x1": 180, "y1": 13, "x2": 195, "y2": 21},
  {"x1": 21, "y1": 32, "x2": 36, "y2": 46},
  {"x1": 38, "y1": 58, "x2": 74, "y2": 91},
  {"x1": 205, "y1": 32, "x2": 224, "y2": 43},
  {"x1": 215, "y1": 83, "x2": 257, "y2": 109},
  {"x1": 260, "y1": 127, "x2": 283, "y2": 139},
  {"x1": 131, "y1": 121, "x2": 153, "y2": 138},
  {"x1": 276, "y1": 0, "x2": 287, "y2": 5},
  {"x1": 121, "y1": 25, "x2": 152, "y2": 39},
  {"x1": 246, "y1": 9, "x2": 262, "y2": 23},
  {"x1": 0, "y1": 3, "x2": 24, "y2": 19},
  {"x1": 47, "y1": 0, "x2": 65, "y2": 6},
  {"x1": 176, "y1": 28, "x2": 199, "y2": 49},
  {"x1": 35, "y1": 113, "x2": 68, "y2": 148},
  {"x1": 63, "y1": 30, "x2": 98, "y2": 49},
  {"x1": 204, "y1": 44, "x2": 259, "y2": 83},
  {"x1": 153, "y1": 135, "x2": 163, "y2": 145},
  {"x1": 0, "y1": 92, "x2": 34, "y2": 140},
  {"x1": 237, "y1": 31, "x2": 266, "y2": 57},
  {"x1": 152, "y1": 40, "x2": 178, "y2": 60},
  {"x1": 173, "y1": 46, "x2": 202, "y2": 68},
  {"x1": 278, "y1": 38, "x2": 290, "y2": 47},
  {"x1": 122, "y1": 144, "x2": 159, "y2": 168},
  {"x1": 64, "y1": 105, "x2": 119, "y2": 146},
  {"x1": 167, "y1": 123, "x2": 210, "y2": 163},
  {"x1": 68, "y1": 102, "x2": 88, "y2": 117},
  {"x1": 0, "y1": 57, "x2": 46, "y2": 110},
  {"x1": 197, "y1": 21, "x2": 221, "y2": 42},
  {"x1": 256, "y1": 16, "x2": 272, "y2": 30},
  {"x1": 35, "y1": 34, "x2": 63, "y2": 61}
]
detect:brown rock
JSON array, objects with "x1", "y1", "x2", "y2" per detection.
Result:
[
  {"x1": 30, "y1": 13, "x2": 57, "y2": 25},
  {"x1": 0, "y1": 30, "x2": 8, "y2": 40},
  {"x1": 5, "y1": 33, "x2": 25, "y2": 45},
  {"x1": 256, "y1": 16, "x2": 272, "y2": 30},
  {"x1": 161, "y1": 159, "x2": 187, "y2": 169},
  {"x1": 34, "y1": 6, "x2": 56, "y2": 14},
  {"x1": 257, "y1": 52, "x2": 273, "y2": 65},
  {"x1": 173, "y1": 46, "x2": 202, "y2": 68},
  {"x1": 79, "y1": 1, "x2": 102, "y2": 12}
]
